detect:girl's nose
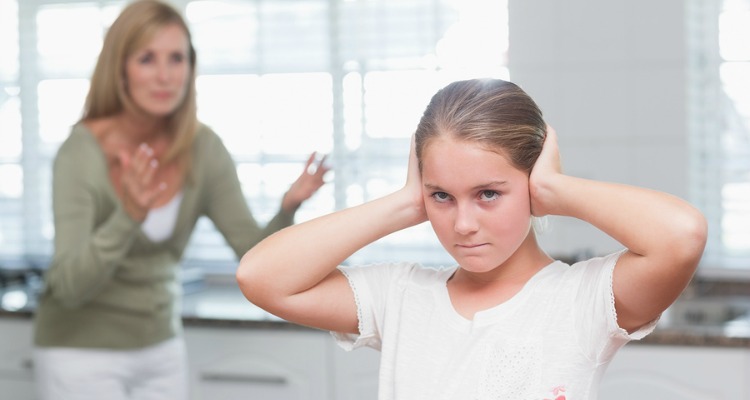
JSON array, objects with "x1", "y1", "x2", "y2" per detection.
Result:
[{"x1": 454, "y1": 203, "x2": 479, "y2": 235}]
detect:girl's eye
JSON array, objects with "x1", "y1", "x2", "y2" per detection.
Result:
[
  {"x1": 431, "y1": 192, "x2": 451, "y2": 203},
  {"x1": 479, "y1": 190, "x2": 499, "y2": 201}
]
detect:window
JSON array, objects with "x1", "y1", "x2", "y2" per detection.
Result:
[
  {"x1": 690, "y1": 0, "x2": 750, "y2": 272},
  {"x1": 0, "y1": 0, "x2": 508, "y2": 272}
]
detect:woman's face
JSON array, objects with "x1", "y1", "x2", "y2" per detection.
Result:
[
  {"x1": 421, "y1": 136, "x2": 533, "y2": 273},
  {"x1": 124, "y1": 23, "x2": 190, "y2": 117}
]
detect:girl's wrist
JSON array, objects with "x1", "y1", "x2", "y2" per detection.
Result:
[{"x1": 530, "y1": 173, "x2": 571, "y2": 217}]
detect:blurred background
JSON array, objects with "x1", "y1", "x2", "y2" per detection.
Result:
[
  {"x1": 0, "y1": 0, "x2": 747, "y2": 276},
  {"x1": 1, "y1": 1, "x2": 750, "y2": 399}
]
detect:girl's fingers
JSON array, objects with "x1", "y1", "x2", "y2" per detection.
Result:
[
  {"x1": 406, "y1": 134, "x2": 421, "y2": 188},
  {"x1": 540, "y1": 125, "x2": 561, "y2": 173}
]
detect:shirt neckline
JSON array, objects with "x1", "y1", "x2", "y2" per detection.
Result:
[{"x1": 436, "y1": 261, "x2": 565, "y2": 330}]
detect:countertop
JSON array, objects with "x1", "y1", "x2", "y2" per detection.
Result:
[{"x1": 2, "y1": 276, "x2": 750, "y2": 348}]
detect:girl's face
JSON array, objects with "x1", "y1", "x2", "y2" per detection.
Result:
[
  {"x1": 124, "y1": 23, "x2": 190, "y2": 117},
  {"x1": 421, "y1": 136, "x2": 533, "y2": 274}
]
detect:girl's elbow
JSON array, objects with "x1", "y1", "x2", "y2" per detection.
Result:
[
  {"x1": 236, "y1": 253, "x2": 255, "y2": 296},
  {"x1": 675, "y1": 208, "x2": 708, "y2": 265},
  {"x1": 236, "y1": 251, "x2": 266, "y2": 304}
]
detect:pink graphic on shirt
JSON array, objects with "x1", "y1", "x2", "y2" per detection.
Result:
[{"x1": 542, "y1": 385, "x2": 567, "y2": 400}]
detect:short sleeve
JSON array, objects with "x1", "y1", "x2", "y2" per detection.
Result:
[
  {"x1": 571, "y1": 250, "x2": 660, "y2": 363},
  {"x1": 331, "y1": 262, "x2": 413, "y2": 351}
]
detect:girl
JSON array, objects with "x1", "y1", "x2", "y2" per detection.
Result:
[{"x1": 236, "y1": 78, "x2": 706, "y2": 399}]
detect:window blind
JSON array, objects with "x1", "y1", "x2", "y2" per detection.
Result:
[
  {"x1": 689, "y1": 0, "x2": 750, "y2": 272},
  {"x1": 0, "y1": 0, "x2": 509, "y2": 273}
]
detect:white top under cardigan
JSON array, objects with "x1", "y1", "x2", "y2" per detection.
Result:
[
  {"x1": 141, "y1": 191, "x2": 183, "y2": 242},
  {"x1": 333, "y1": 251, "x2": 657, "y2": 400}
]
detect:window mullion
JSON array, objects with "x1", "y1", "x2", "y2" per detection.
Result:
[{"x1": 18, "y1": 1, "x2": 44, "y2": 263}]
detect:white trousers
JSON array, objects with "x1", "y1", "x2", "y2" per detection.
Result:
[{"x1": 33, "y1": 337, "x2": 188, "y2": 400}]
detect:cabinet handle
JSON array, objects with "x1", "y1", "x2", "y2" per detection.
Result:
[
  {"x1": 21, "y1": 358, "x2": 34, "y2": 370},
  {"x1": 201, "y1": 372, "x2": 287, "y2": 385}
]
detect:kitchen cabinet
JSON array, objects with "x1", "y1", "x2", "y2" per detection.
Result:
[
  {"x1": 330, "y1": 344, "x2": 380, "y2": 400},
  {"x1": 184, "y1": 326, "x2": 332, "y2": 400},
  {"x1": 184, "y1": 325, "x2": 381, "y2": 400},
  {"x1": 600, "y1": 344, "x2": 750, "y2": 399},
  {"x1": 0, "y1": 316, "x2": 381, "y2": 400},
  {"x1": 5, "y1": 313, "x2": 750, "y2": 399},
  {"x1": 0, "y1": 318, "x2": 36, "y2": 400}
]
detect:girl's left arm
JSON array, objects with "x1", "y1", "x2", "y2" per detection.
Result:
[{"x1": 530, "y1": 127, "x2": 708, "y2": 332}]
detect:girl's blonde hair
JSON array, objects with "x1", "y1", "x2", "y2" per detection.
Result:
[
  {"x1": 415, "y1": 79, "x2": 546, "y2": 174},
  {"x1": 81, "y1": 0, "x2": 198, "y2": 166}
]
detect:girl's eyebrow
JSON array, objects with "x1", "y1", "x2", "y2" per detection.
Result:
[{"x1": 423, "y1": 180, "x2": 509, "y2": 191}]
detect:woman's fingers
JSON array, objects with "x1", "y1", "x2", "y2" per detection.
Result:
[
  {"x1": 281, "y1": 152, "x2": 331, "y2": 213},
  {"x1": 117, "y1": 143, "x2": 166, "y2": 221}
]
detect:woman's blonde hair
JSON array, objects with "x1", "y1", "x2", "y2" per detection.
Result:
[
  {"x1": 81, "y1": 0, "x2": 198, "y2": 166},
  {"x1": 415, "y1": 79, "x2": 546, "y2": 174}
]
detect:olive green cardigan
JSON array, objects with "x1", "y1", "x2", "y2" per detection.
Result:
[{"x1": 33, "y1": 123, "x2": 294, "y2": 349}]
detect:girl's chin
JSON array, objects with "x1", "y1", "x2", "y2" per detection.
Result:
[{"x1": 454, "y1": 258, "x2": 504, "y2": 274}]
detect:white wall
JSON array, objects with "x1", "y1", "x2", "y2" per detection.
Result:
[{"x1": 508, "y1": 0, "x2": 689, "y2": 257}]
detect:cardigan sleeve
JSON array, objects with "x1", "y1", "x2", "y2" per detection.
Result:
[
  {"x1": 198, "y1": 128, "x2": 295, "y2": 259},
  {"x1": 44, "y1": 128, "x2": 141, "y2": 308}
]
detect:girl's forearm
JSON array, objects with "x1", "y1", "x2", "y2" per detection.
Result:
[
  {"x1": 543, "y1": 175, "x2": 706, "y2": 261},
  {"x1": 237, "y1": 189, "x2": 424, "y2": 304}
]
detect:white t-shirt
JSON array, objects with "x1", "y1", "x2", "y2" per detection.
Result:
[{"x1": 333, "y1": 251, "x2": 657, "y2": 400}]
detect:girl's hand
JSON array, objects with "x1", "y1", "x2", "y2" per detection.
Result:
[
  {"x1": 403, "y1": 134, "x2": 428, "y2": 224},
  {"x1": 282, "y1": 152, "x2": 330, "y2": 213},
  {"x1": 529, "y1": 125, "x2": 563, "y2": 217},
  {"x1": 117, "y1": 143, "x2": 166, "y2": 222}
]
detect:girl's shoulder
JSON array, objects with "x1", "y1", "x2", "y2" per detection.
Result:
[
  {"x1": 554, "y1": 250, "x2": 627, "y2": 295},
  {"x1": 566, "y1": 250, "x2": 626, "y2": 274},
  {"x1": 341, "y1": 261, "x2": 457, "y2": 288},
  {"x1": 410, "y1": 262, "x2": 458, "y2": 284}
]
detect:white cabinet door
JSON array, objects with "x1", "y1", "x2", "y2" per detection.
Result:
[
  {"x1": 330, "y1": 344, "x2": 380, "y2": 400},
  {"x1": 600, "y1": 344, "x2": 750, "y2": 400},
  {"x1": 0, "y1": 318, "x2": 36, "y2": 400},
  {"x1": 184, "y1": 326, "x2": 331, "y2": 400}
]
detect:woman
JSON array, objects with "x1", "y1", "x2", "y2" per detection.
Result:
[
  {"x1": 32, "y1": 1, "x2": 328, "y2": 399},
  {"x1": 236, "y1": 79, "x2": 707, "y2": 399}
]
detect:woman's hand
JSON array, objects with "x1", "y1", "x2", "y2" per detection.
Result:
[
  {"x1": 529, "y1": 125, "x2": 563, "y2": 217},
  {"x1": 281, "y1": 152, "x2": 330, "y2": 213},
  {"x1": 117, "y1": 143, "x2": 166, "y2": 222}
]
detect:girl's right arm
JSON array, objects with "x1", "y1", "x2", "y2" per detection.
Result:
[
  {"x1": 236, "y1": 141, "x2": 426, "y2": 334},
  {"x1": 530, "y1": 127, "x2": 707, "y2": 332}
]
